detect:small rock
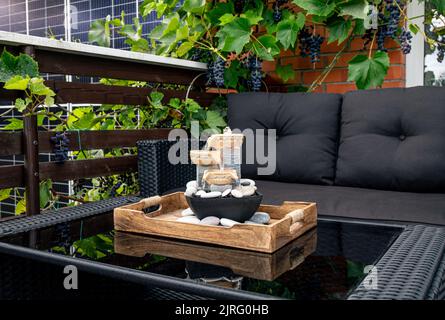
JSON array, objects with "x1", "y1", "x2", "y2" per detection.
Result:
[
  {"x1": 240, "y1": 178, "x2": 255, "y2": 187},
  {"x1": 186, "y1": 180, "x2": 198, "y2": 189},
  {"x1": 181, "y1": 208, "x2": 195, "y2": 217},
  {"x1": 200, "y1": 216, "x2": 220, "y2": 226},
  {"x1": 231, "y1": 189, "x2": 243, "y2": 198},
  {"x1": 195, "y1": 190, "x2": 206, "y2": 197},
  {"x1": 200, "y1": 191, "x2": 222, "y2": 198},
  {"x1": 185, "y1": 186, "x2": 197, "y2": 197},
  {"x1": 221, "y1": 188, "x2": 231, "y2": 197},
  {"x1": 177, "y1": 216, "x2": 200, "y2": 224},
  {"x1": 210, "y1": 184, "x2": 232, "y2": 193},
  {"x1": 220, "y1": 218, "x2": 240, "y2": 227},
  {"x1": 241, "y1": 185, "x2": 256, "y2": 197},
  {"x1": 244, "y1": 220, "x2": 262, "y2": 225},
  {"x1": 249, "y1": 212, "x2": 270, "y2": 224}
]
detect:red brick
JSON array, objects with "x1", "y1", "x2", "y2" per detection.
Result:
[
  {"x1": 382, "y1": 80, "x2": 405, "y2": 88},
  {"x1": 262, "y1": 60, "x2": 276, "y2": 72},
  {"x1": 385, "y1": 65, "x2": 405, "y2": 80},
  {"x1": 325, "y1": 83, "x2": 357, "y2": 94},
  {"x1": 281, "y1": 56, "x2": 323, "y2": 70},
  {"x1": 303, "y1": 68, "x2": 348, "y2": 84},
  {"x1": 388, "y1": 50, "x2": 405, "y2": 65}
]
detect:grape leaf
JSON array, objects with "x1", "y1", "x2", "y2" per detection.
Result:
[
  {"x1": 183, "y1": 0, "x2": 206, "y2": 13},
  {"x1": 327, "y1": 18, "x2": 352, "y2": 44},
  {"x1": 276, "y1": 63, "x2": 296, "y2": 83},
  {"x1": 216, "y1": 17, "x2": 252, "y2": 54},
  {"x1": 1, "y1": 118, "x2": 23, "y2": 130},
  {"x1": 254, "y1": 35, "x2": 280, "y2": 61},
  {"x1": 0, "y1": 188, "x2": 11, "y2": 201},
  {"x1": 338, "y1": 0, "x2": 369, "y2": 19},
  {"x1": 39, "y1": 180, "x2": 52, "y2": 208},
  {"x1": 206, "y1": 2, "x2": 235, "y2": 25},
  {"x1": 88, "y1": 17, "x2": 111, "y2": 47},
  {"x1": 205, "y1": 110, "x2": 227, "y2": 129},
  {"x1": 348, "y1": 51, "x2": 390, "y2": 89},
  {"x1": 4, "y1": 75, "x2": 30, "y2": 90},
  {"x1": 15, "y1": 198, "x2": 26, "y2": 215},
  {"x1": 292, "y1": 0, "x2": 336, "y2": 17},
  {"x1": 276, "y1": 18, "x2": 303, "y2": 50}
]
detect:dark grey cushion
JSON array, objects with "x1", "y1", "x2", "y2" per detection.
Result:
[
  {"x1": 228, "y1": 92, "x2": 342, "y2": 185},
  {"x1": 336, "y1": 87, "x2": 445, "y2": 193},
  {"x1": 256, "y1": 180, "x2": 445, "y2": 225}
]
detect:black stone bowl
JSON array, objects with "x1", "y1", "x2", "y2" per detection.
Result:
[{"x1": 185, "y1": 192, "x2": 263, "y2": 222}]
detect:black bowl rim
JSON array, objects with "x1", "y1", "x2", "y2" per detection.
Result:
[{"x1": 185, "y1": 192, "x2": 263, "y2": 201}]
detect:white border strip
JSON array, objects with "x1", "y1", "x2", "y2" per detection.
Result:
[
  {"x1": 0, "y1": 30, "x2": 207, "y2": 71},
  {"x1": 406, "y1": 1, "x2": 425, "y2": 87}
]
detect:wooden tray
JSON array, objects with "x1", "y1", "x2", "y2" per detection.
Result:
[
  {"x1": 114, "y1": 192, "x2": 317, "y2": 253},
  {"x1": 114, "y1": 229, "x2": 317, "y2": 281}
]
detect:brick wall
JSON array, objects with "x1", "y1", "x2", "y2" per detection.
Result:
[{"x1": 264, "y1": 31, "x2": 406, "y2": 94}]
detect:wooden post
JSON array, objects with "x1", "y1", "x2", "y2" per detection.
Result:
[{"x1": 22, "y1": 45, "x2": 40, "y2": 216}]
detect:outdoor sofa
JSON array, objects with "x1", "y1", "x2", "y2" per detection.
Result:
[{"x1": 139, "y1": 86, "x2": 445, "y2": 226}]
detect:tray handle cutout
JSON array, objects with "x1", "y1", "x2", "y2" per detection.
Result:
[
  {"x1": 139, "y1": 195, "x2": 162, "y2": 209},
  {"x1": 286, "y1": 209, "x2": 304, "y2": 236}
]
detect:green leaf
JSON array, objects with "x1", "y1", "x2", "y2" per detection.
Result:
[
  {"x1": 409, "y1": 23, "x2": 420, "y2": 35},
  {"x1": 29, "y1": 77, "x2": 55, "y2": 96},
  {"x1": 150, "y1": 91, "x2": 164, "y2": 105},
  {"x1": 219, "y1": 13, "x2": 236, "y2": 25},
  {"x1": 2, "y1": 118, "x2": 23, "y2": 130},
  {"x1": 14, "y1": 98, "x2": 27, "y2": 112},
  {"x1": 254, "y1": 35, "x2": 280, "y2": 61},
  {"x1": 205, "y1": 110, "x2": 227, "y2": 129},
  {"x1": 177, "y1": 41, "x2": 194, "y2": 57},
  {"x1": 88, "y1": 18, "x2": 111, "y2": 47},
  {"x1": 276, "y1": 18, "x2": 303, "y2": 50},
  {"x1": 206, "y1": 2, "x2": 235, "y2": 25},
  {"x1": 241, "y1": 10, "x2": 263, "y2": 25},
  {"x1": 353, "y1": 19, "x2": 366, "y2": 36},
  {"x1": 327, "y1": 18, "x2": 352, "y2": 44},
  {"x1": 183, "y1": 0, "x2": 206, "y2": 13},
  {"x1": 292, "y1": 0, "x2": 336, "y2": 17},
  {"x1": 348, "y1": 51, "x2": 390, "y2": 90},
  {"x1": 276, "y1": 63, "x2": 296, "y2": 83},
  {"x1": 16, "y1": 54, "x2": 39, "y2": 78},
  {"x1": 0, "y1": 188, "x2": 11, "y2": 201},
  {"x1": 216, "y1": 17, "x2": 252, "y2": 54},
  {"x1": 15, "y1": 198, "x2": 26, "y2": 215},
  {"x1": 431, "y1": 0, "x2": 445, "y2": 15},
  {"x1": 338, "y1": 0, "x2": 369, "y2": 19},
  {"x1": 176, "y1": 25, "x2": 189, "y2": 41},
  {"x1": 4, "y1": 75, "x2": 29, "y2": 90},
  {"x1": 39, "y1": 180, "x2": 52, "y2": 208}
]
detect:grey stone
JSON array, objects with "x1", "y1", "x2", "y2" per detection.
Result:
[
  {"x1": 181, "y1": 208, "x2": 195, "y2": 217},
  {"x1": 200, "y1": 216, "x2": 220, "y2": 226},
  {"x1": 184, "y1": 186, "x2": 197, "y2": 197},
  {"x1": 221, "y1": 188, "x2": 232, "y2": 197},
  {"x1": 248, "y1": 212, "x2": 270, "y2": 224},
  {"x1": 177, "y1": 216, "x2": 200, "y2": 224},
  {"x1": 231, "y1": 189, "x2": 243, "y2": 198},
  {"x1": 220, "y1": 218, "x2": 240, "y2": 227},
  {"x1": 200, "y1": 191, "x2": 222, "y2": 198},
  {"x1": 186, "y1": 180, "x2": 198, "y2": 189}
]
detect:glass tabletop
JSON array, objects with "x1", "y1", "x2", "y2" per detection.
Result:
[{"x1": 0, "y1": 215, "x2": 403, "y2": 300}]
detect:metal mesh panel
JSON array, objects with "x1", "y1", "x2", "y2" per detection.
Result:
[{"x1": 0, "y1": 196, "x2": 140, "y2": 237}]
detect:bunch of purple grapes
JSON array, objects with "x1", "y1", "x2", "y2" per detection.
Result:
[
  {"x1": 50, "y1": 131, "x2": 70, "y2": 164},
  {"x1": 384, "y1": 0, "x2": 401, "y2": 38},
  {"x1": 248, "y1": 56, "x2": 262, "y2": 92},
  {"x1": 211, "y1": 57, "x2": 225, "y2": 87},
  {"x1": 398, "y1": 28, "x2": 413, "y2": 54},
  {"x1": 299, "y1": 27, "x2": 324, "y2": 63},
  {"x1": 437, "y1": 42, "x2": 445, "y2": 63}
]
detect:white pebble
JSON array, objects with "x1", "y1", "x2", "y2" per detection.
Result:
[
  {"x1": 186, "y1": 180, "x2": 198, "y2": 189},
  {"x1": 249, "y1": 212, "x2": 270, "y2": 224},
  {"x1": 181, "y1": 208, "x2": 195, "y2": 217},
  {"x1": 221, "y1": 188, "x2": 232, "y2": 197},
  {"x1": 241, "y1": 185, "x2": 256, "y2": 197},
  {"x1": 184, "y1": 186, "x2": 197, "y2": 197},
  {"x1": 210, "y1": 184, "x2": 231, "y2": 193},
  {"x1": 177, "y1": 216, "x2": 200, "y2": 224},
  {"x1": 200, "y1": 216, "x2": 220, "y2": 226},
  {"x1": 231, "y1": 189, "x2": 243, "y2": 198},
  {"x1": 240, "y1": 179, "x2": 255, "y2": 187},
  {"x1": 220, "y1": 218, "x2": 240, "y2": 227},
  {"x1": 195, "y1": 190, "x2": 206, "y2": 197},
  {"x1": 200, "y1": 191, "x2": 222, "y2": 198}
]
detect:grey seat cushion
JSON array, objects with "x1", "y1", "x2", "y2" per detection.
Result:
[
  {"x1": 227, "y1": 92, "x2": 342, "y2": 185},
  {"x1": 256, "y1": 180, "x2": 445, "y2": 225},
  {"x1": 336, "y1": 87, "x2": 445, "y2": 193}
]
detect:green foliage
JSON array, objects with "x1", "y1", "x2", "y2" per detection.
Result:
[
  {"x1": 276, "y1": 63, "x2": 296, "y2": 83},
  {"x1": 348, "y1": 51, "x2": 390, "y2": 89}
]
